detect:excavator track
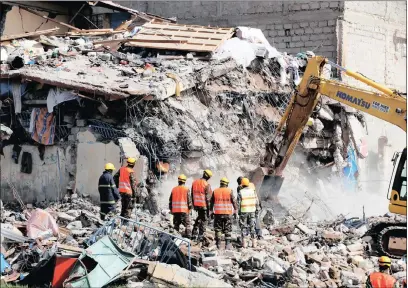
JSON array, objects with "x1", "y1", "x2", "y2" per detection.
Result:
[{"x1": 377, "y1": 225, "x2": 407, "y2": 258}]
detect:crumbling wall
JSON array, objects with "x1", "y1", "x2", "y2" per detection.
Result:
[
  {"x1": 3, "y1": 5, "x2": 70, "y2": 35},
  {"x1": 0, "y1": 145, "x2": 70, "y2": 203},
  {"x1": 120, "y1": 1, "x2": 342, "y2": 60},
  {"x1": 74, "y1": 130, "x2": 121, "y2": 202}
]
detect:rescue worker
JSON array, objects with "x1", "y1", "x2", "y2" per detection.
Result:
[
  {"x1": 114, "y1": 157, "x2": 137, "y2": 218},
  {"x1": 210, "y1": 177, "x2": 238, "y2": 250},
  {"x1": 191, "y1": 169, "x2": 213, "y2": 240},
  {"x1": 237, "y1": 176, "x2": 244, "y2": 194},
  {"x1": 366, "y1": 256, "x2": 399, "y2": 288},
  {"x1": 98, "y1": 163, "x2": 120, "y2": 220},
  {"x1": 169, "y1": 174, "x2": 193, "y2": 238},
  {"x1": 237, "y1": 178, "x2": 260, "y2": 248},
  {"x1": 249, "y1": 182, "x2": 264, "y2": 240}
]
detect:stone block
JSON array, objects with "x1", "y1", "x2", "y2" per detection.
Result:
[
  {"x1": 322, "y1": 230, "x2": 343, "y2": 240},
  {"x1": 294, "y1": 28, "x2": 305, "y2": 35},
  {"x1": 304, "y1": 27, "x2": 314, "y2": 34}
]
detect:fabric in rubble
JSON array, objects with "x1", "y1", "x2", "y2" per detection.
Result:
[
  {"x1": 1, "y1": 253, "x2": 10, "y2": 274},
  {"x1": 30, "y1": 108, "x2": 56, "y2": 145},
  {"x1": 26, "y1": 208, "x2": 59, "y2": 239},
  {"x1": 46, "y1": 87, "x2": 77, "y2": 113},
  {"x1": 64, "y1": 236, "x2": 134, "y2": 288},
  {"x1": 12, "y1": 82, "x2": 22, "y2": 114},
  {"x1": 20, "y1": 151, "x2": 32, "y2": 174}
]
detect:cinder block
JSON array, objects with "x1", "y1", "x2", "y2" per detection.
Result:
[
  {"x1": 309, "y1": 21, "x2": 318, "y2": 28},
  {"x1": 310, "y1": 2, "x2": 320, "y2": 9},
  {"x1": 301, "y1": 35, "x2": 310, "y2": 41},
  {"x1": 293, "y1": 23, "x2": 300, "y2": 29},
  {"x1": 310, "y1": 34, "x2": 320, "y2": 41},
  {"x1": 291, "y1": 36, "x2": 301, "y2": 41},
  {"x1": 305, "y1": 40, "x2": 315, "y2": 47},
  {"x1": 320, "y1": 2, "x2": 329, "y2": 8},
  {"x1": 275, "y1": 24, "x2": 283, "y2": 30},
  {"x1": 313, "y1": 27, "x2": 323, "y2": 33},
  {"x1": 318, "y1": 21, "x2": 327, "y2": 27},
  {"x1": 299, "y1": 22, "x2": 309, "y2": 28},
  {"x1": 289, "y1": 41, "x2": 298, "y2": 48},
  {"x1": 295, "y1": 42, "x2": 304, "y2": 48},
  {"x1": 328, "y1": 20, "x2": 336, "y2": 26},
  {"x1": 323, "y1": 27, "x2": 333, "y2": 33},
  {"x1": 294, "y1": 28, "x2": 304, "y2": 35},
  {"x1": 319, "y1": 46, "x2": 336, "y2": 52},
  {"x1": 301, "y1": 4, "x2": 309, "y2": 10},
  {"x1": 304, "y1": 28, "x2": 314, "y2": 34},
  {"x1": 283, "y1": 23, "x2": 292, "y2": 29},
  {"x1": 277, "y1": 30, "x2": 285, "y2": 36},
  {"x1": 329, "y1": 1, "x2": 339, "y2": 8}
]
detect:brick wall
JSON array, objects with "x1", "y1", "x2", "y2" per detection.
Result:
[{"x1": 118, "y1": 1, "x2": 343, "y2": 60}]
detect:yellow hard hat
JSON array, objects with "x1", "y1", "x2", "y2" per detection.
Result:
[
  {"x1": 178, "y1": 174, "x2": 187, "y2": 182},
  {"x1": 241, "y1": 178, "x2": 250, "y2": 186},
  {"x1": 104, "y1": 163, "x2": 116, "y2": 170},
  {"x1": 204, "y1": 169, "x2": 213, "y2": 178},
  {"x1": 248, "y1": 183, "x2": 255, "y2": 190},
  {"x1": 378, "y1": 256, "x2": 391, "y2": 267},
  {"x1": 220, "y1": 177, "x2": 229, "y2": 185},
  {"x1": 127, "y1": 157, "x2": 136, "y2": 164}
]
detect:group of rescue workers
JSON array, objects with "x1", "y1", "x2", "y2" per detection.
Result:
[{"x1": 98, "y1": 159, "x2": 405, "y2": 288}]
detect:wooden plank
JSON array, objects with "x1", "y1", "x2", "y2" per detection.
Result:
[
  {"x1": 114, "y1": 15, "x2": 138, "y2": 31},
  {"x1": 57, "y1": 243, "x2": 84, "y2": 253},
  {"x1": 19, "y1": 6, "x2": 80, "y2": 31},
  {"x1": 125, "y1": 41, "x2": 216, "y2": 52},
  {"x1": 141, "y1": 27, "x2": 231, "y2": 38},
  {"x1": 67, "y1": 30, "x2": 125, "y2": 36},
  {"x1": 131, "y1": 34, "x2": 222, "y2": 45},
  {"x1": 145, "y1": 22, "x2": 233, "y2": 33},
  {"x1": 78, "y1": 28, "x2": 113, "y2": 32},
  {"x1": 0, "y1": 27, "x2": 60, "y2": 42}
]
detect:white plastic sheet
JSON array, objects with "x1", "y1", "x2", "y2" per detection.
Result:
[{"x1": 47, "y1": 87, "x2": 77, "y2": 112}]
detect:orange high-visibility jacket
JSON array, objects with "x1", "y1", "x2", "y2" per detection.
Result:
[
  {"x1": 192, "y1": 179, "x2": 208, "y2": 207},
  {"x1": 118, "y1": 166, "x2": 134, "y2": 194},
  {"x1": 368, "y1": 272, "x2": 397, "y2": 288},
  {"x1": 213, "y1": 187, "x2": 233, "y2": 215},
  {"x1": 171, "y1": 185, "x2": 189, "y2": 213}
]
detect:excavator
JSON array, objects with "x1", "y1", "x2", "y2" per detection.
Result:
[{"x1": 252, "y1": 55, "x2": 407, "y2": 258}]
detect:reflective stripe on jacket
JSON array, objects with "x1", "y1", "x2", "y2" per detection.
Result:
[
  {"x1": 368, "y1": 272, "x2": 397, "y2": 288},
  {"x1": 171, "y1": 185, "x2": 189, "y2": 213},
  {"x1": 98, "y1": 171, "x2": 120, "y2": 205},
  {"x1": 240, "y1": 187, "x2": 257, "y2": 213},
  {"x1": 119, "y1": 166, "x2": 134, "y2": 194},
  {"x1": 213, "y1": 187, "x2": 233, "y2": 215},
  {"x1": 192, "y1": 178, "x2": 208, "y2": 207}
]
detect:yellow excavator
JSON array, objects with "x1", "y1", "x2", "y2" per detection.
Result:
[{"x1": 252, "y1": 56, "x2": 406, "y2": 258}]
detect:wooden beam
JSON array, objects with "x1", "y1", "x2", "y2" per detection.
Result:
[
  {"x1": 19, "y1": 6, "x2": 80, "y2": 31},
  {"x1": 0, "y1": 27, "x2": 60, "y2": 42}
]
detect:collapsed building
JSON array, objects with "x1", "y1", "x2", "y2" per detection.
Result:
[{"x1": 0, "y1": 4, "x2": 368, "y2": 205}]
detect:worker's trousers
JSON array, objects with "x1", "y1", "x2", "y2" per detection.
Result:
[
  {"x1": 120, "y1": 193, "x2": 133, "y2": 219},
  {"x1": 239, "y1": 212, "x2": 256, "y2": 238},
  {"x1": 214, "y1": 214, "x2": 232, "y2": 241},
  {"x1": 100, "y1": 204, "x2": 115, "y2": 221},
  {"x1": 192, "y1": 207, "x2": 208, "y2": 237},
  {"x1": 171, "y1": 212, "x2": 192, "y2": 238}
]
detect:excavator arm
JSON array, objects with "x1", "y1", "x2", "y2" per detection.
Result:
[{"x1": 253, "y1": 56, "x2": 406, "y2": 202}]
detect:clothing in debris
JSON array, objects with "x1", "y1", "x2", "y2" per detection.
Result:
[
  {"x1": 191, "y1": 178, "x2": 212, "y2": 238},
  {"x1": 30, "y1": 108, "x2": 56, "y2": 145},
  {"x1": 169, "y1": 184, "x2": 192, "y2": 238},
  {"x1": 114, "y1": 165, "x2": 137, "y2": 219},
  {"x1": 98, "y1": 170, "x2": 120, "y2": 220}
]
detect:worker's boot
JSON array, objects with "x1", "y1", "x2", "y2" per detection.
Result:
[
  {"x1": 251, "y1": 237, "x2": 258, "y2": 248},
  {"x1": 216, "y1": 239, "x2": 221, "y2": 249},
  {"x1": 225, "y1": 240, "x2": 233, "y2": 250},
  {"x1": 241, "y1": 237, "x2": 248, "y2": 248}
]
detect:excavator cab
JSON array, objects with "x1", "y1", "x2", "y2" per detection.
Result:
[{"x1": 389, "y1": 148, "x2": 407, "y2": 216}]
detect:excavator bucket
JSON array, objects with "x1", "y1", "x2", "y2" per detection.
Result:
[{"x1": 251, "y1": 167, "x2": 284, "y2": 201}]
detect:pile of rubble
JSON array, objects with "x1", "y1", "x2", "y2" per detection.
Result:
[{"x1": 1, "y1": 194, "x2": 406, "y2": 287}]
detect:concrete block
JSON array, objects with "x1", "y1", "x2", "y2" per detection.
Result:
[
  {"x1": 305, "y1": 28, "x2": 314, "y2": 34},
  {"x1": 301, "y1": 35, "x2": 310, "y2": 41},
  {"x1": 275, "y1": 24, "x2": 283, "y2": 30},
  {"x1": 296, "y1": 223, "x2": 315, "y2": 235},
  {"x1": 329, "y1": 1, "x2": 339, "y2": 8},
  {"x1": 328, "y1": 20, "x2": 336, "y2": 26},
  {"x1": 310, "y1": 34, "x2": 320, "y2": 41},
  {"x1": 310, "y1": 2, "x2": 320, "y2": 9},
  {"x1": 291, "y1": 36, "x2": 301, "y2": 41},
  {"x1": 323, "y1": 27, "x2": 333, "y2": 33},
  {"x1": 320, "y1": 2, "x2": 329, "y2": 8},
  {"x1": 301, "y1": 3, "x2": 309, "y2": 10},
  {"x1": 287, "y1": 233, "x2": 301, "y2": 241},
  {"x1": 309, "y1": 21, "x2": 318, "y2": 28},
  {"x1": 313, "y1": 27, "x2": 323, "y2": 34},
  {"x1": 319, "y1": 45, "x2": 335, "y2": 52},
  {"x1": 322, "y1": 230, "x2": 343, "y2": 240},
  {"x1": 283, "y1": 23, "x2": 292, "y2": 29},
  {"x1": 277, "y1": 30, "x2": 285, "y2": 36},
  {"x1": 346, "y1": 242, "x2": 364, "y2": 252},
  {"x1": 76, "y1": 119, "x2": 87, "y2": 127},
  {"x1": 294, "y1": 28, "x2": 304, "y2": 35},
  {"x1": 299, "y1": 22, "x2": 309, "y2": 28},
  {"x1": 318, "y1": 21, "x2": 327, "y2": 27},
  {"x1": 292, "y1": 23, "x2": 300, "y2": 29}
]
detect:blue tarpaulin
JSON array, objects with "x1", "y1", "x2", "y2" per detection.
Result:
[
  {"x1": 1, "y1": 253, "x2": 10, "y2": 274},
  {"x1": 343, "y1": 145, "x2": 358, "y2": 192}
]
